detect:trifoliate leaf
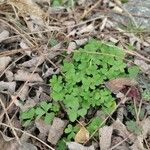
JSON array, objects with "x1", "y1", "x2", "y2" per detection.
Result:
[
  {"x1": 68, "y1": 109, "x2": 78, "y2": 122},
  {"x1": 21, "y1": 108, "x2": 35, "y2": 120},
  {"x1": 44, "y1": 112, "x2": 55, "y2": 124},
  {"x1": 128, "y1": 66, "x2": 139, "y2": 77},
  {"x1": 78, "y1": 108, "x2": 87, "y2": 117}
]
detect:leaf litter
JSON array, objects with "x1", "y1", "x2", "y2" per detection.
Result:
[{"x1": 0, "y1": 0, "x2": 150, "y2": 149}]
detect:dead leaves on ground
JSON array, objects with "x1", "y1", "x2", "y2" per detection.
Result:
[
  {"x1": 105, "y1": 77, "x2": 138, "y2": 93},
  {"x1": 75, "y1": 126, "x2": 89, "y2": 144}
]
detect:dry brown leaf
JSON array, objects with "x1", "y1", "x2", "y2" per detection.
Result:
[
  {"x1": 78, "y1": 24, "x2": 95, "y2": 34},
  {"x1": 0, "y1": 81, "x2": 16, "y2": 94},
  {"x1": 75, "y1": 38, "x2": 88, "y2": 46},
  {"x1": 99, "y1": 126, "x2": 113, "y2": 150},
  {"x1": 67, "y1": 142, "x2": 95, "y2": 150},
  {"x1": 67, "y1": 42, "x2": 77, "y2": 54},
  {"x1": 0, "y1": 30, "x2": 9, "y2": 42},
  {"x1": 134, "y1": 59, "x2": 150, "y2": 74},
  {"x1": 75, "y1": 126, "x2": 89, "y2": 144},
  {"x1": 0, "y1": 131, "x2": 19, "y2": 150},
  {"x1": 14, "y1": 70, "x2": 43, "y2": 82},
  {"x1": 112, "y1": 119, "x2": 133, "y2": 141},
  {"x1": 9, "y1": 0, "x2": 45, "y2": 18},
  {"x1": 5, "y1": 70, "x2": 14, "y2": 81},
  {"x1": 17, "y1": 84, "x2": 29, "y2": 101},
  {"x1": 48, "y1": 117, "x2": 68, "y2": 145},
  {"x1": 105, "y1": 77, "x2": 138, "y2": 93},
  {"x1": 0, "y1": 56, "x2": 12, "y2": 72},
  {"x1": 35, "y1": 119, "x2": 51, "y2": 141},
  {"x1": 19, "y1": 56, "x2": 45, "y2": 68}
]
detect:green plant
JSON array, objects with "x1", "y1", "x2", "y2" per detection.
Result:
[
  {"x1": 126, "y1": 120, "x2": 142, "y2": 135},
  {"x1": 56, "y1": 139, "x2": 67, "y2": 150},
  {"x1": 50, "y1": 39, "x2": 139, "y2": 122},
  {"x1": 20, "y1": 101, "x2": 60, "y2": 126},
  {"x1": 142, "y1": 89, "x2": 150, "y2": 101},
  {"x1": 64, "y1": 124, "x2": 79, "y2": 140},
  {"x1": 48, "y1": 39, "x2": 141, "y2": 145},
  {"x1": 87, "y1": 117, "x2": 103, "y2": 134}
]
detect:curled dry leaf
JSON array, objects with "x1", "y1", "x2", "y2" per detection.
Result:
[
  {"x1": 75, "y1": 126, "x2": 89, "y2": 144},
  {"x1": 67, "y1": 142, "x2": 95, "y2": 150},
  {"x1": 14, "y1": 70, "x2": 43, "y2": 82},
  {"x1": 105, "y1": 77, "x2": 138, "y2": 93},
  {"x1": 48, "y1": 117, "x2": 68, "y2": 145},
  {"x1": 43, "y1": 68, "x2": 59, "y2": 78},
  {"x1": 0, "y1": 56, "x2": 11, "y2": 72},
  {"x1": 19, "y1": 56, "x2": 45, "y2": 68},
  {"x1": 99, "y1": 126, "x2": 113, "y2": 150},
  {"x1": 0, "y1": 81, "x2": 16, "y2": 94},
  {"x1": 17, "y1": 84, "x2": 29, "y2": 101}
]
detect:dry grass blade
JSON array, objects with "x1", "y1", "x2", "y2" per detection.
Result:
[
  {"x1": 0, "y1": 18, "x2": 34, "y2": 47},
  {"x1": 0, "y1": 97, "x2": 21, "y2": 145},
  {"x1": 0, "y1": 122, "x2": 55, "y2": 150}
]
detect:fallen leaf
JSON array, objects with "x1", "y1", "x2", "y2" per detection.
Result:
[
  {"x1": 75, "y1": 38, "x2": 88, "y2": 46},
  {"x1": 99, "y1": 126, "x2": 113, "y2": 150},
  {"x1": 35, "y1": 119, "x2": 51, "y2": 141},
  {"x1": 43, "y1": 68, "x2": 60, "y2": 78},
  {"x1": 105, "y1": 77, "x2": 138, "y2": 93},
  {"x1": 5, "y1": 70, "x2": 14, "y2": 81},
  {"x1": 112, "y1": 119, "x2": 133, "y2": 141},
  {"x1": 19, "y1": 142, "x2": 37, "y2": 150},
  {"x1": 134, "y1": 59, "x2": 150, "y2": 74},
  {"x1": 48, "y1": 117, "x2": 68, "y2": 145},
  {"x1": 75, "y1": 126, "x2": 89, "y2": 144},
  {"x1": 0, "y1": 30, "x2": 9, "y2": 42},
  {"x1": 0, "y1": 131, "x2": 19, "y2": 150},
  {"x1": 19, "y1": 56, "x2": 45, "y2": 68},
  {"x1": 9, "y1": 0, "x2": 45, "y2": 18},
  {"x1": 14, "y1": 70, "x2": 43, "y2": 82},
  {"x1": 67, "y1": 142, "x2": 95, "y2": 150},
  {"x1": 67, "y1": 42, "x2": 77, "y2": 54},
  {"x1": 78, "y1": 24, "x2": 95, "y2": 34},
  {"x1": 0, "y1": 81, "x2": 16, "y2": 94},
  {"x1": 112, "y1": 6, "x2": 123, "y2": 13},
  {"x1": 17, "y1": 84, "x2": 29, "y2": 101},
  {"x1": 0, "y1": 56, "x2": 11, "y2": 72}
]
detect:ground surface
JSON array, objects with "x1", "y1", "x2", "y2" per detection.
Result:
[{"x1": 0, "y1": 0, "x2": 150, "y2": 150}]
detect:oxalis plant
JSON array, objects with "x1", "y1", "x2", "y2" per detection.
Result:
[{"x1": 50, "y1": 39, "x2": 139, "y2": 122}]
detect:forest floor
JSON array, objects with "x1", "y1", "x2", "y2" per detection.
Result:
[{"x1": 0, "y1": 0, "x2": 150, "y2": 150}]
